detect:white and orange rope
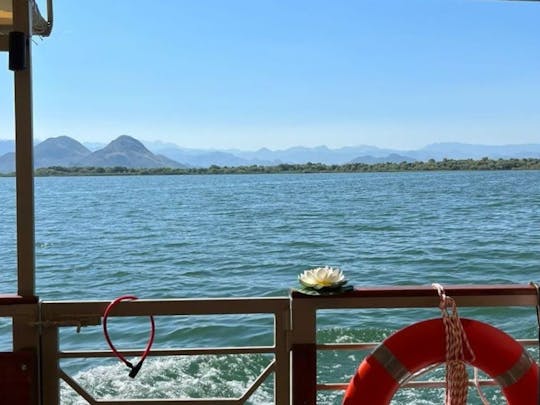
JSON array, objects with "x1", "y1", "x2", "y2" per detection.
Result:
[{"x1": 432, "y1": 283, "x2": 489, "y2": 405}]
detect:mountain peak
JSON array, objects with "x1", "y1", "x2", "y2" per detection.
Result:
[
  {"x1": 106, "y1": 135, "x2": 150, "y2": 153},
  {"x1": 36, "y1": 135, "x2": 90, "y2": 150},
  {"x1": 34, "y1": 136, "x2": 91, "y2": 167},
  {"x1": 78, "y1": 135, "x2": 185, "y2": 169}
]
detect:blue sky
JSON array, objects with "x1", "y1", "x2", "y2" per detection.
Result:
[{"x1": 1, "y1": 0, "x2": 539, "y2": 150}]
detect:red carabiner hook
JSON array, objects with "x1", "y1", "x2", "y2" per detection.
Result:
[{"x1": 103, "y1": 295, "x2": 155, "y2": 378}]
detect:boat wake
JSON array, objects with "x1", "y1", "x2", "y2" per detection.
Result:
[{"x1": 60, "y1": 354, "x2": 274, "y2": 404}]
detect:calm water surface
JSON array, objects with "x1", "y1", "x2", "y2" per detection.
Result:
[{"x1": 0, "y1": 171, "x2": 538, "y2": 404}]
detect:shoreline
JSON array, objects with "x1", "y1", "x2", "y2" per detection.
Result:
[{"x1": 1, "y1": 157, "x2": 540, "y2": 177}]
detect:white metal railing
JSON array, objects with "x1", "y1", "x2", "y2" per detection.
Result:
[
  {"x1": 19, "y1": 284, "x2": 536, "y2": 404},
  {"x1": 39, "y1": 297, "x2": 291, "y2": 405}
]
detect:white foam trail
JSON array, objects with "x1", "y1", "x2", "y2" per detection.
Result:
[{"x1": 61, "y1": 355, "x2": 273, "y2": 405}]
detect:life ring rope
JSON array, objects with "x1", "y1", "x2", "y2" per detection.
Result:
[{"x1": 433, "y1": 283, "x2": 480, "y2": 404}]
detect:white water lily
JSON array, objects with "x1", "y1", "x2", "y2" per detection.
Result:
[{"x1": 298, "y1": 266, "x2": 347, "y2": 290}]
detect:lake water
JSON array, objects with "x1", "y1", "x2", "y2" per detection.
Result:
[{"x1": 0, "y1": 171, "x2": 539, "y2": 404}]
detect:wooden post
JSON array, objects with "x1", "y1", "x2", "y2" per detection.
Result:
[
  {"x1": 275, "y1": 308, "x2": 291, "y2": 405},
  {"x1": 40, "y1": 325, "x2": 60, "y2": 405},
  {"x1": 14, "y1": 0, "x2": 36, "y2": 300},
  {"x1": 11, "y1": 2, "x2": 40, "y2": 404},
  {"x1": 290, "y1": 294, "x2": 317, "y2": 405}
]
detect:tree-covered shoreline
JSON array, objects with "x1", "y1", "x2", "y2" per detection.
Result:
[{"x1": 1, "y1": 157, "x2": 539, "y2": 177}]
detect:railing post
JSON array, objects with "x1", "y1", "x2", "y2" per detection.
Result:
[
  {"x1": 290, "y1": 293, "x2": 317, "y2": 405},
  {"x1": 274, "y1": 307, "x2": 291, "y2": 405},
  {"x1": 40, "y1": 325, "x2": 60, "y2": 405},
  {"x1": 1, "y1": 299, "x2": 39, "y2": 405},
  {"x1": 13, "y1": 0, "x2": 36, "y2": 299},
  {"x1": 11, "y1": 2, "x2": 40, "y2": 404}
]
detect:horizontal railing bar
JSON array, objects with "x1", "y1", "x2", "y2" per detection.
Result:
[
  {"x1": 0, "y1": 304, "x2": 38, "y2": 317},
  {"x1": 33, "y1": 285, "x2": 540, "y2": 320},
  {"x1": 294, "y1": 284, "x2": 536, "y2": 298},
  {"x1": 317, "y1": 339, "x2": 538, "y2": 351},
  {"x1": 0, "y1": 294, "x2": 39, "y2": 305},
  {"x1": 317, "y1": 379, "x2": 498, "y2": 391},
  {"x1": 292, "y1": 284, "x2": 538, "y2": 308},
  {"x1": 294, "y1": 291, "x2": 537, "y2": 309},
  {"x1": 519, "y1": 339, "x2": 539, "y2": 346},
  {"x1": 59, "y1": 346, "x2": 276, "y2": 358},
  {"x1": 316, "y1": 383, "x2": 351, "y2": 391},
  {"x1": 42, "y1": 297, "x2": 290, "y2": 319},
  {"x1": 96, "y1": 400, "x2": 241, "y2": 405},
  {"x1": 41, "y1": 285, "x2": 538, "y2": 322},
  {"x1": 316, "y1": 343, "x2": 378, "y2": 350},
  {"x1": 408, "y1": 380, "x2": 498, "y2": 388}
]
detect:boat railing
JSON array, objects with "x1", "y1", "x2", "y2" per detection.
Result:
[
  {"x1": 289, "y1": 284, "x2": 539, "y2": 404},
  {"x1": 4, "y1": 284, "x2": 538, "y2": 404},
  {"x1": 38, "y1": 297, "x2": 291, "y2": 405}
]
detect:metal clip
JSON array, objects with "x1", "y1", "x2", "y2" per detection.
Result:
[{"x1": 31, "y1": 316, "x2": 101, "y2": 332}]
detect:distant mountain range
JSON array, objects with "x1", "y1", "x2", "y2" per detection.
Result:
[
  {"x1": 0, "y1": 135, "x2": 539, "y2": 173},
  {"x1": 0, "y1": 136, "x2": 186, "y2": 173},
  {"x1": 143, "y1": 141, "x2": 540, "y2": 167}
]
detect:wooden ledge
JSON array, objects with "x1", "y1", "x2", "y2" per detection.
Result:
[
  {"x1": 291, "y1": 284, "x2": 538, "y2": 299},
  {"x1": 0, "y1": 294, "x2": 38, "y2": 305}
]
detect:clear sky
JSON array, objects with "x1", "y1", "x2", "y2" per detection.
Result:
[{"x1": 1, "y1": 0, "x2": 539, "y2": 150}]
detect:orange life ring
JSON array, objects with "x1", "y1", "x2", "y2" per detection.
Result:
[{"x1": 343, "y1": 318, "x2": 538, "y2": 404}]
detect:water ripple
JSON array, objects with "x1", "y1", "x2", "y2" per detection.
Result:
[{"x1": 1, "y1": 172, "x2": 538, "y2": 402}]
